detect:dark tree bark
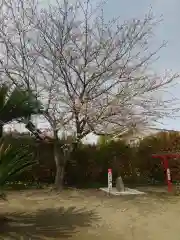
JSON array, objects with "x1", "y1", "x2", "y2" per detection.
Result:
[
  {"x1": 54, "y1": 142, "x2": 65, "y2": 190},
  {"x1": 53, "y1": 130, "x2": 67, "y2": 190},
  {"x1": 0, "y1": 125, "x2": 3, "y2": 138}
]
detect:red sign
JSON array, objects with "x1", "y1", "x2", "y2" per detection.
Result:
[{"x1": 108, "y1": 168, "x2": 112, "y2": 173}]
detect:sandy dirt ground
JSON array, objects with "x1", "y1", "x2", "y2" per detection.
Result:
[{"x1": 0, "y1": 187, "x2": 180, "y2": 240}]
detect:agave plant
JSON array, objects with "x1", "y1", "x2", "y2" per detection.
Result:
[{"x1": 0, "y1": 139, "x2": 37, "y2": 198}]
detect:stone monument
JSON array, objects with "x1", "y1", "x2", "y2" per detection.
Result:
[{"x1": 116, "y1": 176, "x2": 125, "y2": 192}]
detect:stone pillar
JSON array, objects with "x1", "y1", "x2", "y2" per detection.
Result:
[{"x1": 116, "y1": 176, "x2": 125, "y2": 192}]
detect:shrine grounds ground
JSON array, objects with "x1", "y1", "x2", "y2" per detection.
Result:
[{"x1": 1, "y1": 186, "x2": 180, "y2": 240}]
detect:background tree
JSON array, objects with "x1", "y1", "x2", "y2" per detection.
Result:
[
  {"x1": 0, "y1": 84, "x2": 43, "y2": 137},
  {"x1": 97, "y1": 135, "x2": 112, "y2": 145},
  {"x1": 136, "y1": 131, "x2": 180, "y2": 182},
  {"x1": 0, "y1": 0, "x2": 179, "y2": 189}
]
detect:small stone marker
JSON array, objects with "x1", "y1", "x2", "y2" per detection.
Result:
[{"x1": 116, "y1": 176, "x2": 125, "y2": 192}]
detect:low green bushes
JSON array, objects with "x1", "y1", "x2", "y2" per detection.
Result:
[{"x1": 2, "y1": 131, "x2": 180, "y2": 188}]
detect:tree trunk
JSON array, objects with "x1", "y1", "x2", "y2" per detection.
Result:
[
  {"x1": 53, "y1": 130, "x2": 66, "y2": 191},
  {"x1": 53, "y1": 139, "x2": 65, "y2": 190},
  {"x1": 0, "y1": 124, "x2": 3, "y2": 138}
]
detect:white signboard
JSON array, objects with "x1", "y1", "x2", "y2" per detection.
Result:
[
  {"x1": 108, "y1": 169, "x2": 112, "y2": 192},
  {"x1": 167, "y1": 168, "x2": 171, "y2": 181}
]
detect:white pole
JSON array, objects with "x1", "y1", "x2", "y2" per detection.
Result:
[{"x1": 108, "y1": 169, "x2": 112, "y2": 195}]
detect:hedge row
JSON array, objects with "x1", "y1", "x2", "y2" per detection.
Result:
[{"x1": 3, "y1": 131, "x2": 180, "y2": 187}]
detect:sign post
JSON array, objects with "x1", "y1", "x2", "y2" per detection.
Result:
[
  {"x1": 108, "y1": 169, "x2": 112, "y2": 194},
  {"x1": 162, "y1": 157, "x2": 172, "y2": 193}
]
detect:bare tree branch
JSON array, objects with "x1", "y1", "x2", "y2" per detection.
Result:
[
  {"x1": 29, "y1": 0, "x2": 179, "y2": 141},
  {"x1": 0, "y1": 0, "x2": 40, "y2": 93},
  {"x1": 0, "y1": 0, "x2": 179, "y2": 142}
]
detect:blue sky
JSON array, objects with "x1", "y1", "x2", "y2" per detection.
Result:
[
  {"x1": 102, "y1": 0, "x2": 180, "y2": 131},
  {"x1": 84, "y1": 0, "x2": 180, "y2": 143},
  {"x1": 103, "y1": 0, "x2": 180, "y2": 72}
]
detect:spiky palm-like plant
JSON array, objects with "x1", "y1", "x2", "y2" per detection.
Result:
[
  {"x1": 0, "y1": 138, "x2": 36, "y2": 227},
  {"x1": 0, "y1": 139, "x2": 37, "y2": 198}
]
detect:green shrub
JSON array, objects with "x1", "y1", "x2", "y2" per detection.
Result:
[
  {"x1": 2, "y1": 131, "x2": 180, "y2": 188},
  {"x1": 0, "y1": 138, "x2": 37, "y2": 196}
]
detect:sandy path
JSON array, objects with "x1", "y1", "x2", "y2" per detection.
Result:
[{"x1": 0, "y1": 189, "x2": 180, "y2": 239}]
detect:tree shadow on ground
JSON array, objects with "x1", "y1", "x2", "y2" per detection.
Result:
[{"x1": 0, "y1": 206, "x2": 99, "y2": 239}]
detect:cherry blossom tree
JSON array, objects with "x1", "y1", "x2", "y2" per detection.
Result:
[{"x1": 0, "y1": 0, "x2": 179, "y2": 189}]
